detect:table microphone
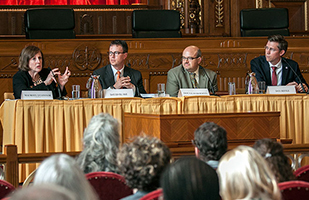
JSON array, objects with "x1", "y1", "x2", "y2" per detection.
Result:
[
  {"x1": 282, "y1": 58, "x2": 307, "y2": 93},
  {"x1": 201, "y1": 67, "x2": 217, "y2": 96},
  {"x1": 48, "y1": 67, "x2": 63, "y2": 99}
]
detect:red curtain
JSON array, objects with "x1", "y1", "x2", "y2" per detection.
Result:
[{"x1": 0, "y1": 0, "x2": 140, "y2": 4}]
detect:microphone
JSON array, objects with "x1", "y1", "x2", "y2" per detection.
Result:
[
  {"x1": 282, "y1": 58, "x2": 307, "y2": 93},
  {"x1": 48, "y1": 67, "x2": 63, "y2": 99},
  {"x1": 201, "y1": 67, "x2": 217, "y2": 96}
]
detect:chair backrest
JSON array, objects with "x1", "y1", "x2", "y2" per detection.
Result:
[
  {"x1": 0, "y1": 179, "x2": 15, "y2": 199},
  {"x1": 240, "y1": 8, "x2": 289, "y2": 37},
  {"x1": 294, "y1": 165, "x2": 309, "y2": 182},
  {"x1": 86, "y1": 172, "x2": 133, "y2": 200},
  {"x1": 24, "y1": 8, "x2": 75, "y2": 39},
  {"x1": 132, "y1": 10, "x2": 181, "y2": 38},
  {"x1": 140, "y1": 189, "x2": 163, "y2": 200},
  {"x1": 278, "y1": 180, "x2": 309, "y2": 200}
]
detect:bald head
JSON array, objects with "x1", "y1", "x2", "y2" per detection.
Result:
[{"x1": 182, "y1": 45, "x2": 202, "y2": 72}]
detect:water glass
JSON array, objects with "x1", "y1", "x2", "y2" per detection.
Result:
[
  {"x1": 157, "y1": 83, "x2": 165, "y2": 97},
  {"x1": 72, "y1": 85, "x2": 80, "y2": 99},
  {"x1": 258, "y1": 81, "x2": 266, "y2": 94},
  {"x1": 228, "y1": 82, "x2": 236, "y2": 95}
]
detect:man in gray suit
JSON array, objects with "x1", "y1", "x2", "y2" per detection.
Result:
[{"x1": 166, "y1": 45, "x2": 218, "y2": 97}]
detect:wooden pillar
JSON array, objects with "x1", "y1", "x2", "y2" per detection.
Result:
[{"x1": 4, "y1": 145, "x2": 18, "y2": 188}]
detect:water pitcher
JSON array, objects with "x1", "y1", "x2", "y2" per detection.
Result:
[
  {"x1": 245, "y1": 72, "x2": 259, "y2": 94},
  {"x1": 86, "y1": 75, "x2": 102, "y2": 98}
]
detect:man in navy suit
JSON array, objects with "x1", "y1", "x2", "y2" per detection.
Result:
[
  {"x1": 93, "y1": 40, "x2": 146, "y2": 96},
  {"x1": 251, "y1": 35, "x2": 308, "y2": 93}
]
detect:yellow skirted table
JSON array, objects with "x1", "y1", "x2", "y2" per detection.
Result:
[{"x1": 0, "y1": 94, "x2": 307, "y2": 181}]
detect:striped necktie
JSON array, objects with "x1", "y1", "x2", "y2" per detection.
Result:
[{"x1": 189, "y1": 72, "x2": 198, "y2": 88}]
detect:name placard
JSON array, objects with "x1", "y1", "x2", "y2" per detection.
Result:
[
  {"x1": 104, "y1": 89, "x2": 134, "y2": 98},
  {"x1": 178, "y1": 88, "x2": 210, "y2": 97},
  {"x1": 21, "y1": 90, "x2": 53, "y2": 100},
  {"x1": 266, "y1": 86, "x2": 296, "y2": 94}
]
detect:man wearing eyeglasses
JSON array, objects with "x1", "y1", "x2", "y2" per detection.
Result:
[
  {"x1": 166, "y1": 45, "x2": 218, "y2": 97},
  {"x1": 92, "y1": 40, "x2": 146, "y2": 96},
  {"x1": 250, "y1": 35, "x2": 308, "y2": 92}
]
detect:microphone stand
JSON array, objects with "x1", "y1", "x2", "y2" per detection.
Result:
[
  {"x1": 201, "y1": 67, "x2": 218, "y2": 96},
  {"x1": 48, "y1": 67, "x2": 64, "y2": 99},
  {"x1": 282, "y1": 58, "x2": 307, "y2": 93}
]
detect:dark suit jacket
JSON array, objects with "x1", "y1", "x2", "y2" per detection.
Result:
[
  {"x1": 250, "y1": 56, "x2": 308, "y2": 87},
  {"x1": 166, "y1": 64, "x2": 218, "y2": 97},
  {"x1": 13, "y1": 68, "x2": 67, "y2": 99},
  {"x1": 92, "y1": 64, "x2": 146, "y2": 97}
]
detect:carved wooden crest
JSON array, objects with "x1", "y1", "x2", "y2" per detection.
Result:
[{"x1": 72, "y1": 45, "x2": 102, "y2": 71}]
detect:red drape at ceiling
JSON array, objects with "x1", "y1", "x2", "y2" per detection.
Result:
[{"x1": 0, "y1": 0, "x2": 140, "y2": 4}]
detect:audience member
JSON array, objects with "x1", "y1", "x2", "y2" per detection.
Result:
[
  {"x1": 117, "y1": 136, "x2": 171, "y2": 200},
  {"x1": 92, "y1": 39, "x2": 146, "y2": 96},
  {"x1": 161, "y1": 157, "x2": 220, "y2": 200},
  {"x1": 76, "y1": 113, "x2": 120, "y2": 174},
  {"x1": 253, "y1": 138, "x2": 295, "y2": 182},
  {"x1": 13, "y1": 45, "x2": 71, "y2": 99},
  {"x1": 10, "y1": 184, "x2": 76, "y2": 200},
  {"x1": 166, "y1": 45, "x2": 218, "y2": 97},
  {"x1": 217, "y1": 145, "x2": 281, "y2": 200},
  {"x1": 33, "y1": 154, "x2": 98, "y2": 200},
  {"x1": 250, "y1": 34, "x2": 308, "y2": 92},
  {"x1": 192, "y1": 122, "x2": 227, "y2": 169}
]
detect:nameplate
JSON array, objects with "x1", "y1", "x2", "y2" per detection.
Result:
[
  {"x1": 104, "y1": 89, "x2": 134, "y2": 98},
  {"x1": 178, "y1": 88, "x2": 210, "y2": 97},
  {"x1": 266, "y1": 86, "x2": 296, "y2": 94},
  {"x1": 21, "y1": 90, "x2": 53, "y2": 100}
]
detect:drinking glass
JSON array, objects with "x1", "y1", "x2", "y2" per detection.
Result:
[
  {"x1": 72, "y1": 85, "x2": 80, "y2": 99},
  {"x1": 258, "y1": 81, "x2": 266, "y2": 94},
  {"x1": 228, "y1": 82, "x2": 236, "y2": 95},
  {"x1": 157, "y1": 83, "x2": 165, "y2": 97}
]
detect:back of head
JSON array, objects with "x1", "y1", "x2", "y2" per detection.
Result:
[
  {"x1": 117, "y1": 136, "x2": 171, "y2": 191},
  {"x1": 161, "y1": 157, "x2": 220, "y2": 200},
  {"x1": 10, "y1": 184, "x2": 76, "y2": 200},
  {"x1": 253, "y1": 138, "x2": 295, "y2": 182},
  {"x1": 217, "y1": 145, "x2": 281, "y2": 200},
  {"x1": 76, "y1": 113, "x2": 120, "y2": 173},
  {"x1": 193, "y1": 122, "x2": 227, "y2": 161},
  {"x1": 34, "y1": 154, "x2": 98, "y2": 200}
]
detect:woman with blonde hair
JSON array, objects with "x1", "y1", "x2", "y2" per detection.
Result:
[{"x1": 217, "y1": 145, "x2": 281, "y2": 200}]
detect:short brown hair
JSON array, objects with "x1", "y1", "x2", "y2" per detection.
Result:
[{"x1": 18, "y1": 45, "x2": 44, "y2": 71}]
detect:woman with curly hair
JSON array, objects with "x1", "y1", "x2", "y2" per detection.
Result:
[
  {"x1": 76, "y1": 113, "x2": 120, "y2": 173},
  {"x1": 117, "y1": 136, "x2": 171, "y2": 200},
  {"x1": 253, "y1": 138, "x2": 295, "y2": 182}
]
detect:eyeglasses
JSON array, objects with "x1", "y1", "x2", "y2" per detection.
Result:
[
  {"x1": 108, "y1": 51, "x2": 125, "y2": 56},
  {"x1": 264, "y1": 46, "x2": 279, "y2": 53},
  {"x1": 182, "y1": 56, "x2": 199, "y2": 61}
]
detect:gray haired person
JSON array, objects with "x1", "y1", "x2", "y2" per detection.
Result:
[
  {"x1": 76, "y1": 113, "x2": 120, "y2": 173},
  {"x1": 34, "y1": 154, "x2": 98, "y2": 200}
]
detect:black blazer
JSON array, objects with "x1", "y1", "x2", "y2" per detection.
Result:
[
  {"x1": 92, "y1": 64, "x2": 146, "y2": 97},
  {"x1": 13, "y1": 68, "x2": 67, "y2": 99},
  {"x1": 250, "y1": 56, "x2": 308, "y2": 87}
]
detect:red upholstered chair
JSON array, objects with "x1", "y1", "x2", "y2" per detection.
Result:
[
  {"x1": 86, "y1": 172, "x2": 133, "y2": 200},
  {"x1": 278, "y1": 180, "x2": 309, "y2": 200},
  {"x1": 294, "y1": 165, "x2": 309, "y2": 182},
  {"x1": 140, "y1": 189, "x2": 163, "y2": 200},
  {"x1": 0, "y1": 179, "x2": 15, "y2": 199}
]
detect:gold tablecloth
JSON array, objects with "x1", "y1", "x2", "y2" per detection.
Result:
[{"x1": 0, "y1": 94, "x2": 307, "y2": 181}]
